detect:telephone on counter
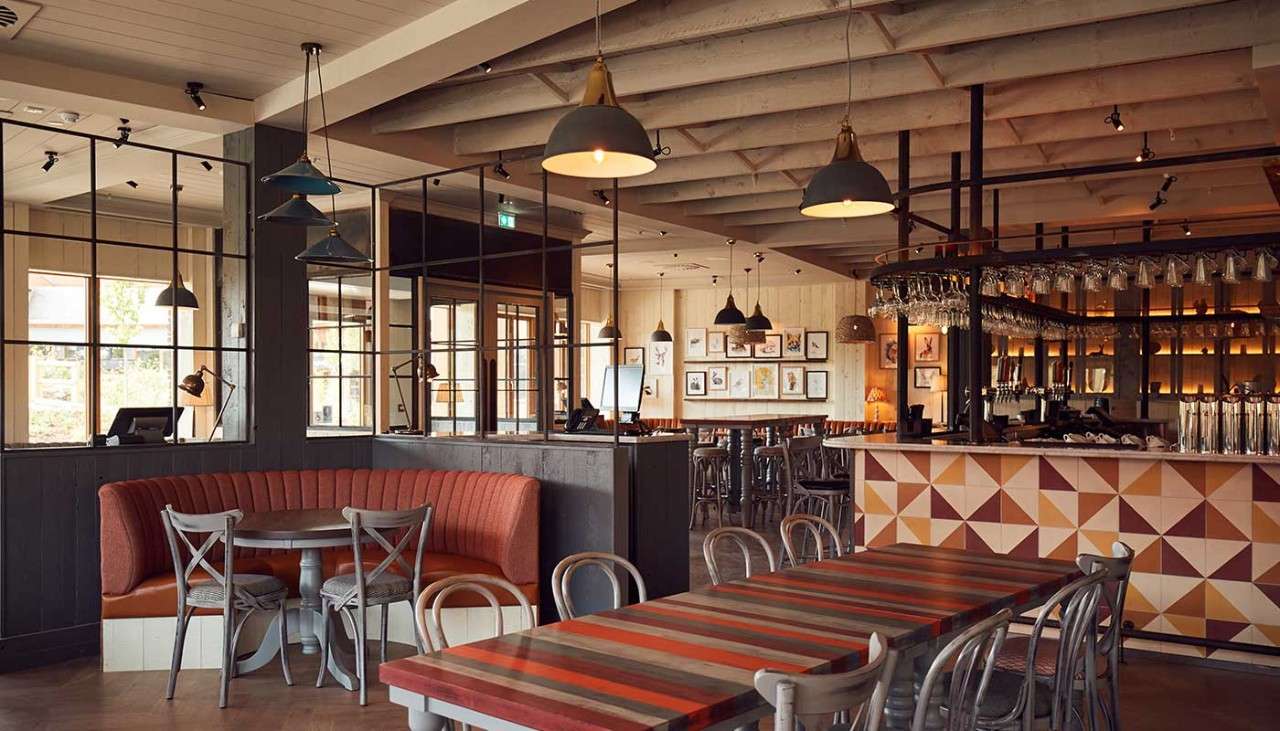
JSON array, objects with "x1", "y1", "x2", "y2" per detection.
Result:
[{"x1": 564, "y1": 399, "x2": 599, "y2": 433}]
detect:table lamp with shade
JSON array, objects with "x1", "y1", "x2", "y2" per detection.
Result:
[
  {"x1": 931, "y1": 373, "x2": 948, "y2": 427},
  {"x1": 178, "y1": 365, "x2": 235, "y2": 441},
  {"x1": 866, "y1": 386, "x2": 887, "y2": 422}
]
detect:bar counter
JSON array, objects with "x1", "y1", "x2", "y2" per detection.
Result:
[{"x1": 826, "y1": 433, "x2": 1280, "y2": 667}]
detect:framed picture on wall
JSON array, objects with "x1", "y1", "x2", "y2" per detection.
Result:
[
  {"x1": 805, "y1": 330, "x2": 829, "y2": 361},
  {"x1": 728, "y1": 364, "x2": 751, "y2": 398},
  {"x1": 754, "y1": 333, "x2": 782, "y2": 359},
  {"x1": 914, "y1": 366, "x2": 941, "y2": 389},
  {"x1": 751, "y1": 363, "x2": 780, "y2": 399},
  {"x1": 648, "y1": 341, "x2": 673, "y2": 375},
  {"x1": 685, "y1": 328, "x2": 707, "y2": 358},
  {"x1": 806, "y1": 370, "x2": 829, "y2": 400},
  {"x1": 726, "y1": 337, "x2": 751, "y2": 358},
  {"x1": 685, "y1": 370, "x2": 707, "y2": 396},
  {"x1": 782, "y1": 327, "x2": 806, "y2": 359},
  {"x1": 708, "y1": 365, "x2": 728, "y2": 392},
  {"x1": 914, "y1": 332, "x2": 941, "y2": 362},
  {"x1": 707, "y1": 331, "x2": 726, "y2": 355},
  {"x1": 623, "y1": 347, "x2": 645, "y2": 366},
  {"x1": 781, "y1": 365, "x2": 806, "y2": 397},
  {"x1": 878, "y1": 333, "x2": 899, "y2": 369}
]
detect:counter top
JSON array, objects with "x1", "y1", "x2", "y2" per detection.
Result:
[
  {"x1": 823, "y1": 432, "x2": 1280, "y2": 463},
  {"x1": 375, "y1": 432, "x2": 692, "y2": 447}
]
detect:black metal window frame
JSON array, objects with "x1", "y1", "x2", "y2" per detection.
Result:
[{"x1": 1, "y1": 119, "x2": 253, "y2": 451}]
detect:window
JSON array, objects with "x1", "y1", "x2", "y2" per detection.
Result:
[
  {"x1": 3, "y1": 126, "x2": 251, "y2": 449},
  {"x1": 307, "y1": 271, "x2": 375, "y2": 436}
]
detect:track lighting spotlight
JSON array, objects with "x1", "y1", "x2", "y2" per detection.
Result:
[
  {"x1": 1149, "y1": 192, "x2": 1166, "y2": 211},
  {"x1": 478, "y1": 62, "x2": 493, "y2": 74},
  {"x1": 1181, "y1": 221, "x2": 1191, "y2": 236},
  {"x1": 493, "y1": 162, "x2": 511, "y2": 180},
  {"x1": 657, "y1": 230, "x2": 668, "y2": 237},
  {"x1": 1104, "y1": 105, "x2": 1124, "y2": 132},
  {"x1": 185, "y1": 82, "x2": 207, "y2": 111},
  {"x1": 712, "y1": 275, "x2": 719, "y2": 287},
  {"x1": 1160, "y1": 174, "x2": 1177, "y2": 192},
  {"x1": 200, "y1": 160, "x2": 213, "y2": 172},
  {"x1": 126, "y1": 180, "x2": 138, "y2": 188},
  {"x1": 593, "y1": 189, "x2": 612, "y2": 206},
  {"x1": 114, "y1": 119, "x2": 131, "y2": 148},
  {"x1": 432, "y1": 178, "x2": 441, "y2": 186},
  {"x1": 1135, "y1": 131, "x2": 1154, "y2": 162},
  {"x1": 41, "y1": 151, "x2": 58, "y2": 172},
  {"x1": 497, "y1": 193, "x2": 506, "y2": 205}
]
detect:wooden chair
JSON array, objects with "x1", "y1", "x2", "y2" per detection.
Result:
[
  {"x1": 551, "y1": 551, "x2": 647, "y2": 620},
  {"x1": 691, "y1": 446, "x2": 731, "y2": 528},
  {"x1": 752, "y1": 445, "x2": 788, "y2": 526},
  {"x1": 780, "y1": 513, "x2": 844, "y2": 567},
  {"x1": 755, "y1": 632, "x2": 888, "y2": 731},
  {"x1": 913, "y1": 609, "x2": 1013, "y2": 731},
  {"x1": 415, "y1": 574, "x2": 536, "y2": 651},
  {"x1": 785, "y1": 436, "x2": 851, "y2": 544},
  {"x1": 161, "y1": 505, "x2": 292, "y2": 708},
  {"x1": 702, "y1": 526, "x2": 778, "y2": 585},
  {"x1": 316, "y1": 504, "x2": 433, "y2": 705}
]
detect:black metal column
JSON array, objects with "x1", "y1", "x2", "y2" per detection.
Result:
[
  {"x1": 967, "y1": 85, "x2": 985, "y2": 441},
  {"x1": 968, "y1": 264, "x2": 984, "y2": 442},
  {"x1": 896, "y1": 130, "x2": 910, "y2": 434},
  {"x1": 1140, "y1": 220, "x2": 1153, "y2": 418}
]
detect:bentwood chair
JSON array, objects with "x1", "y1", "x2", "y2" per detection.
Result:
[
  {"x1": 691, "y1": 446, "x2": 732, "y2": 528},
  {"x1": 913, "y1": 609, "x2": 1013, "y2": 731},
  {"x1": 161, "y1": 506, "x2": 292, "y2": 709},
  {"x1": 755, "y1": 632, "x2": 887, "y2": 731},
  {"x1": 415, "y1": 574, "x2": 536, "y2": 651},
  {"x1": 780, "y1": 513, "x2": 844, "y2": 567},
  {"x1": 552, "y1": 551, "x2": 647, "y2": 620},
  {"x1": 979, "y1": 569, "x2": 1109, "y2": 731},
  {"x1": 702, "y1": 526, "x2": 778, "y2": 585},
  {"x1": 316, "y1": 504, "x2": 433, "y2": 705}
]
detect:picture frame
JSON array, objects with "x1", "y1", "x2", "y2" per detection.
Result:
[
  {"x1": 623, "y1": 347, "x2": 645, "y2": 366},
  {"x1": 805, "y1": 370, "x2": 829, "y2": 400},
  {"x1": 878, "y1": 333, "x2": 899, "y2": 369},
  {"x1": 782, "y1": 327, "x2": 806, "y2": 359},
  {"x1": 914, "y1": 366, "x2": 942, "y2": 389},
  {"x1": 728, "y1": 364, "x2": 751, "y2": 398},
  {"x1": 754, "y1": 333, "x2": 782, "y2": 359},
  {"x1": 781, "y1": 365, "x2": 806, "y2": 397},
  {"x1": 707, "y1": 365, "x2": 728, "y2": 392},
  {"x1": 648, "y1": 341, "x2": 673, "y2": 375},
  {"x1": 750, "y1": 363, "x2": 780, "y2": 399},
  {"x1": 805, "y1": 330, "x2": 829, "y2": 361},
  {"x1": 685, "y1": 328, "x2": 708, "y2": 359},
  {"x1": 726, "y1": 337, "x2": 751, "y2": 358},
  {"x1": 707, "y1": 331, "x2": 726, "y2": 355},
  {"x1": 914, "y1": 331, "x2": 941, "y2": 363},
  {"x1": 685, "y1": 370, "x2": 707, "y2": 397}
]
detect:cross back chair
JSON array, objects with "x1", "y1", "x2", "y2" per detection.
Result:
[
  {"x1": 914, "y1": 609, "x2": 1013, "y2": 731},
  {"x1": 755, "y1": 632, "x2": 888, "y2": 731},
  {"x1": 551, "y1": 551, "x2": 647, "y2": 620},
  {"x1": 702, "y1": 526, "x2": 778, "y2": 585},
  {"x1": 1076, "y1": 543, "x2": 1133, "y2": 731},
  {"x1": 780, "y1": 513, "x2": 845, "y2": 567},
  {"x1": 317, "y1": 504, "x2": 433, "y2": 705},
  {"x1": 161, "y1": 505, "x2": 292, "y2": 708}
]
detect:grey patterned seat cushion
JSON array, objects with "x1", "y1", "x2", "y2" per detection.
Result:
[
  {"x1": 188, "y1": 574, "x2": 287, "y2": 607},
  {"x1": 320, "y1": 572, "x2": 413, "y2": 605}
]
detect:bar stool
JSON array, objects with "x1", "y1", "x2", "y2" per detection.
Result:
[
  {"x1": 785, "y1": 436, "x2": 851, "y2": 548},
  {"x1": 752, "y1": 445, "x2": 787, "y2": 526},
  {"x1": 690, "y1": 446, "x2": 731, "y2": 528}
]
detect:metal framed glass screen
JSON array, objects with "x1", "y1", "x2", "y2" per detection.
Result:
[{"x1": 1, "y1": 119, "x2": 252, "y2": 449}]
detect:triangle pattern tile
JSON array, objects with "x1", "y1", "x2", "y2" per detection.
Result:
[
  {"x1": 1121, "y1": 533, "x2": 1161, "y2": 574},
  {"x1": 1164, "y1": 535, "x2": 1206, "y2": 577},
  {"x1": 1121, "y1": 461, "x2": 1163, "y2": 496},
  {"x1": 969, "y1": 492, "x2": 1002, "y2": 523},
  {"x1": 1039, "y1": 492, "x2": 1077, "y2": 529},
  {"x1": 964, "y1": 523, "x2": 997, "y2": 553},
  {"x1": 1205, "y1": 580, "x2": 1252, "y2": 622},
  {"x1": 1166, "y1": 580, "x2": 1206, "y2": 617},
  {"x1": 1257, "y1": 584, "x2": 1280, "y2": 613},
  {"x1": 1161, "y1": 539, "x2": 1202, "y2": 578},
  {"x1": 1205, "y1": 619, "x2": 1251, "y2": 643},
  {"x1": 864, "y1": 452, "x2": 893, "y2": 482},
  {"x1": 1252, "y1": 504, "x2": 1280, "y2": 544},
  {"x1": 1082, "y1": 458, "x2": 1119, "y2": 491},
  {"x1": 863, "y1": 483, "x2": 895, "y2": 516},
  {"x1": 1254, "y1": 544, "x2": 1280, "y2": 584},
  {"x1": 1166, "y1": 501, "x2": 1207, "y2": 538},
  {"x1": 1168, "y1": 460, "x2": 1208, "y2": 497},
  {"x1": 928, "y1": 518, "x2": 961, "y2": 547},
  {"x1": 938, "y1": 522, "x2": 966, "y2": 549},
  {"x1": 1039, "y1": 457, "x2": 1075, "y2": 491},
  {"x1": 1118, "y1": 496, "x2": 1159, "y2": 535},
  {"x1": 1008, "y1": 527, "x2": 1039, "y2": 558},
  {"x1": 1208, "y1": 543, "x2": 1251, "y2": 582},
  {"x1": 1165, "y1": 614, "x2": 1206, "y2": 638},
  {"x1": 967, "y1": 454, "x2": 1001, "y2": 489},
  {"x1": 853, "y1": 515, "x2": 865, "y2": 548},
  {"x1": 898, "y1": 483, "x2": 930, "y2": 518},
  {"x1": 933, "y1": 455, "x2": 966, "y2": 486},
  {"x1": 1205, "y1": 463, "x2": 1251, "y2": 500},
  {"x1": 1205, "y1": 502, "x2": 1250, "y2": 541},
  {"x1": 1079, "y1": 493, "x2": 1117, "y2": 530},
  {"x1": 1255, "y1": 465, "x2": 1280, "y2": 502},
  {"x1": 1044, "y1": 530, "x2": 1078, "y2": 561},
  {"x1": 930, "y1": 486, "x2": 963, "y2": 521},
  {"x1": 899, "y1": 517, "x2": 932, "y2": 546},
  {"x1": 1257, "y1": 624, "x2": 1280, "y2": 646},
  {"x1": 1079, "y1": 530, "x2": 1119, "y2": 557},
  {"x1": 1000, "y1": 490, "x2": 1035, "y2": 526},
  {"x1": 1039, "y1": 527, "x2": 1075, "y2": 560},
  {"x1": 900, "y1": 452, "x2": 930, "y2": 483},
  {"x1": 1000, "y1": 455, "x2": 1035, "y2": 488},
  {"x1": 866, "y1": 514, "x2": 896, "y2": 548}
]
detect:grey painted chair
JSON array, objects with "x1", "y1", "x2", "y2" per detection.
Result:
[
  {"x1": 551, "y1": 551, "x2": 647, "y2": 620},
  {"x1": 316, "y1": 504, "x2": 433, "y2": 705},
  {"x1": 414, "y1": 573, "x2": 536, "y2": 651},
  {"x1": 755, "y1": 632, "x2": 887, "y2": 731},
  {"x1": 913, "y1": 608, "x2": 1013, "y2": 731},
  {"x1": 691, "y1": 446, "x2": 731, "y2": 528},
  {"x1": 753, "y1": 444, "x2": 788, "y2": 526},
  {"x1": 786, "y1": 436, "x2": 851, "y2": 544},
  {"x1": 160, "y1": 505, "x2": 292, "y2": 709},
  {"x1": 1077, "y1": 543, "x2": 1134, "y2": 731},
  {"x1": 702, "y1": 526, "x2": 778, "y2": 585},
  {"x1": 780, "y1": 513, "x2": 844, "y2": 567}
]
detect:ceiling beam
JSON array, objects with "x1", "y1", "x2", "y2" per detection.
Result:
[{"x1": 1254, "y1": 43, "x2": 1280, "y2": 143}]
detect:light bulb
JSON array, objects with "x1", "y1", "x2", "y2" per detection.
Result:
[
  {"x1": 843, "y1": 199, "x2": 852, "y2": 206},
  {"x1": 593, "y1": 149, "x2": 605, "y2": 163}
]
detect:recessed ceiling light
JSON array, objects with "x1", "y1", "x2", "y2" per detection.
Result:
[{"x1": 24, "y1": 105, "x2": 45, "y2": 114}]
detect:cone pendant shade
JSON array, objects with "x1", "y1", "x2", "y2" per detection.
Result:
[
  {"x1": 155, "y1": 272, "x2": 199, "y2": 309},
  {"x1": 261, "y1": 155, "x2": 341, "y2": 196},
  {"x1": 597, "y1": 316, "x2": 621, "y2": 340},
  {"x1": 259, "y1": 194, "x2": 334, "y2": 227},
  {"x1": 800, "y1": 122, "x2": 894, "y2": 218},
  {"x1": 714, "y1": 293, "x2": 746, "y2": 325},
  {"x1": 296, "y1": 227, "x2": 372, "y2": 264},
  {"x1": 542, "y1": 59, "x2": 656, "y2": 179},
  {"x1": 744, "y1": 303, "x2": 772, "y2": 331}
]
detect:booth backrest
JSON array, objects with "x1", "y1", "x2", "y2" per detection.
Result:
[{"x1": 99, "y1": 469, "x2": 539, "y2": 597}]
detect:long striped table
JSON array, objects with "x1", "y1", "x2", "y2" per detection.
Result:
[{"x1": 380, "y1": 544, "x2": 1080, "y2": 730}]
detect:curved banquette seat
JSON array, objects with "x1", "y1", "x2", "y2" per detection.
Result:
[{"x1": 99, "y1": 468, "x2": 539, "y2": 618}]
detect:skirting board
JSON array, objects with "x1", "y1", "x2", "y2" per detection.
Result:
[{"x1": 102, "y1": 602, "x2": 538, "y2": 672}]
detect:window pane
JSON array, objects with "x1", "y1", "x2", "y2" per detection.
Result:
[
  {"x1": 99, "y1": 346, "x2": 173, "y2": 433},
  {"x1": 4, "y1": 344, "x2": 90, "y2": 447},
  {"x1": 95, "y1": 142, "x2": 173, "y2": 246},
  {"x1": 24, "y1": 271, "x2": 89, "y2": 343},
  {"x1": 175, "y1": 349, "x2": 247, "y2": 443}
]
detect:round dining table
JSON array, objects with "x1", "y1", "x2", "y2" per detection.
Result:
[{"x1": 227, "y1": 508, "x2": 363, "y2": 691}]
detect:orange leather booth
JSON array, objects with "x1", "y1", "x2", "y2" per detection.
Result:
[{"x1": 98, "y1": 468, "x2": 539, "y2": 618}]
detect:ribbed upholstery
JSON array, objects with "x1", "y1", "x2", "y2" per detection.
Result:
[{"x1": 99, "y1": 469, "x2": 539, "y2": 601}]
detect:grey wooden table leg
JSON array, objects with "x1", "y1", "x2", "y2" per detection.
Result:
[
  {"x1": 914, "y1": 650, "x2": 945, "y2": 730},
  {"x1": 881, "y1": 650, "x2": 917, "y2": 731},
  {"x1": 297, "y1": 547, "x2": 323, "y2": 655}
]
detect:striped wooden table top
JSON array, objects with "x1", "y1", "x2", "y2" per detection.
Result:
[{"x1": 379, "y1": 544, "x2": 1080, "y2": 731}]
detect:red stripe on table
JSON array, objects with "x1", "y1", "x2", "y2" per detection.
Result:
[
  {"x1": 855, "y1": 548, "x2": 1066, "y2": 582},
  {"x1": 814, "y1": 559, "x2": 1029, "y2": 593},
  {"x1": 659, "y1": 596, "x2": 875, "y2": 639},
  {"x1": 713, "y1": 583, "x2": 940, "y2": 624},
  {"x1": 552, "y1": 617, "x2": 807, "y2": 672},
  {"x1": 755, "y1": 573, "x2": 977, "y2": 611},
  {"x1": 632, "y1": 602, "x2": 870, "y2": 651},
  {"x1": 379, "y1": 659, "x2": 650, "y2": 731},
  {"x1": 451, "y1": 644, "x2": 706, "y2": 715}
]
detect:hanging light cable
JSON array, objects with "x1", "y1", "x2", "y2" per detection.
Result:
[
  {"x1": 799, "y1": 0, "x2": 893, "y2": 218},
  {"x1": 744, "y1": 252, "x2": 773, "y2": 331},
  {"x1": 714, "y1": 239, "x2": 746, "y2": 325},
  {"x1": 260, "y1": 43, "x2": 337, "y2": 228},
  {"x1": 542, "y1": 0, "x2": 655, "y2": 178},
  {"x1": 650, "y1": 271, "x2": 672, "y2": 342}
]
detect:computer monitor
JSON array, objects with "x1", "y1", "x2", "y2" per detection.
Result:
[
  {"x1": 599, "y1": 365, "x2": 645, "y2": 418},
  {"x1": 106, "y1": 407, "x2": 183, "y2": 443}
]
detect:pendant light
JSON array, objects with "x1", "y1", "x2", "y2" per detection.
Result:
[
  {"x1": 260, "y1": 43, "x2": 337, "y2": 229},
  {"x1": 650, "y1": 272, "x2": 672, "y2": 342},
  {"x1": 597, "y1": 263, "x2": 621, "y2": 340},
  {"x1": 541, "y1": 1, "x2": 656, "y2": 179},
  {"x1": 714, "y1": 239, "x2": 746, "y2": 325},
  {"x1": 835, "y1": 314, "x2": 876, "y2": 343},
  {"x1": 744, "y1": 252, "x2": 773, "y2": 331},
  {"x1": 155, "y1": 272, "x2": 199, "y2": 309},
  {"x1": 799, "y1": 0, "x2": 893, "y2": 218}
]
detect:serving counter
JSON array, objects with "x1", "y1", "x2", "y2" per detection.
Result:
[{"x1": 826, "y1": 433, "x2": 1280, "y2": 667}]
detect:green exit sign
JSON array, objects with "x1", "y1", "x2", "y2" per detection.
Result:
[{"x1": 497, "y1": 211, "x2": 517, "y2": 229}]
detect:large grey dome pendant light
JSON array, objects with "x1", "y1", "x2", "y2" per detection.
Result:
[
  {"x1": 541, "y1": 1, "x2": 656, "y2": 179},
  {"x1": 714, "y1": 239, "x2": 747, "y2": 325},
  {"x1": 799, "y1": 0, "x2": 893, "y2": 218}
]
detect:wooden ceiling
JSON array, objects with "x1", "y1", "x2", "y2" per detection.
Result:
[{"x1": 367, "y1": 0, "x2": 1280, "y2": 276}]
